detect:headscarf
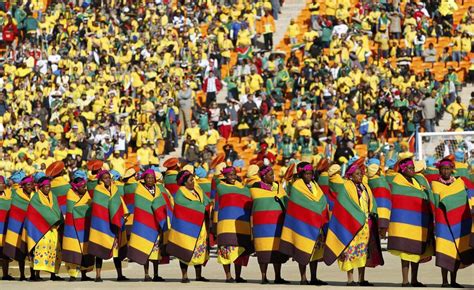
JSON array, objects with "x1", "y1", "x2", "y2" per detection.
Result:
[
  {"x1": 176, "y1": 170, "x2": 193, "y2": 186},
  {"x1": 195, "y1": 167, "x2": 207, "y2": 178},
  {"x1": 109, "y1": 169, "x2": 121, "y2": 181},
  {"x1": 0, "y1": 176, "x2": 5, "y2": 184},
  {"x1": 73, "y1": 170, "x2": 87, "y2": 180},
  {"x1": 435, "y1": 158, "x2": 455, "y2": 169},
  {"x1": 10, "y1": 170, "x2": 26, "y2": 184},
  {"x1": 20, "y1": 176, "x2": 34, "y2": 186},
  {"x1": 398, "y1": 158, "x2": 414, "y2": 173},
  {"x1": 221, "y1": 166, "x2": 235, "y2": 175},
  {"x1": 33, "y1": 172, "x2": 46, "y2": 183},
  {"x1": 297, "y1": 163, "x2": 313, "y2": 173},
  {"x1": 259, "y1": 165, "x2": 272, "y2": 178},
  {"x1": 71, "y1": 178, "x2": 87, "y2": 191},
  {"x1": 96, "y1": 170, "x2": 109, "y2": 180},
  {"x1": 454, "y1": 151, "x2": 464, "y2": 162},
  {"x1": 37, "y1": 177, "x2": 51, "y2": 188},
  {"x1": 345, "y1": 158, "x2": 365, "y2": 178},
  {"x1": 141, "y1": 169, "x2": 156, "y2": 180}
]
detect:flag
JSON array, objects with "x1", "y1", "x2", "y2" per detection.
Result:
[
  {"x1": 128, "y1": 183, "x2": 168, "y2": 265},
  {"x1": 250, "y1": 183, "x2": 288, "y2": 264},
  {"x1": 24, "y1": 191, "x2": 63, "y2": 253},
  {"x1": 368, "y1": 175, "x2": 391, "y2": 228},
  {"x1": 88, "y1": 183, "x2": 127, "y2": 259},
  {"x1": 280, "y1": 179, "x2": 328, "y2": 265},
  {"x1": 62, "y1": 189, "x2": 93, "y2": 266},
  {"x1": 387, "y1": 173, "x2": 434, "y2": 255},
  {"x1": 51, "y1": 176, "x2": 71, "y2": 215},
  {"x1": 323, "y1": 180, "x2": 371, "y2": 265},
  {"x1": 0, "y1": 190, "x2": 12, "y2": 254},
  {"x1": 167, "y1": 186, "x2": 210, "y2": 263},
  {"x1": 3, "y1": 188, "x2": 30, "y2": 260},
  {"x1": 164, "y1": 170, "x2": 179, "y2": 196},
  {"x1": 216, "y1": 182, "x2": 252, "y2": 250},
  {"x1": 432, "y1": 177, "x2": 474, "y2": 271},
  {"x1": 237, "y1": 46, "x2": 253, "y2": 60}
]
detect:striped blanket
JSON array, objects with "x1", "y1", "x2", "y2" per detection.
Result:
[
  {"x1": 62, "y1": 189, "x2": 93, "y2": 266},
  {"x1": 324, "y1": 180, "x2": 376, "y2": 265},
  {"x1": 3, "y1": 188, "x2": 30, "y2": 260},
  {"x1": 88, "y1": 183, "x2": 127, "y2": 259},
  {"x1": 164, "y1": 170, "x2": 179, "y2": 196},
  {"x1": 280, "y1": 179, "x2": 328, "y2": 265},
  {"x1": 24, "y1": 191, "x2": 63, "y2": 253},
  {"x1": 432, "y1": 177, "x2": 474, "y2": 271},
  {"x1": 128, "y1": 183, "x2": 168, "y2": 265},
  {"x1": 388, "y1": 173, "x2": 434, "y2": 255},
  {"x1": 51, "y1": 176, "x2": 71, "y2": 215},
  {"x1": 216, "y1": 181, "x2": 252, "y2": 251},
  {"x1": 368, "y1": 175, "x2": 392, "y2": 228},
  {"x1": 0, "y1": 189, "x2": 12, "y2": 254},
  {"x1": 167, "y1": 186, "x2": 210, "y2": 263},
  {"x1": 250, "y1": 182, "x2": 288, "y2": 264}
]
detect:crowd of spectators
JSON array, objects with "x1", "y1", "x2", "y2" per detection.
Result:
[{"x1": 0, "y1": 0, "x2": 471, "y2": 178}]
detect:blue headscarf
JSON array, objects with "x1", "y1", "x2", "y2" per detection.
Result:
[
  {"x1": 109, "y1": 170, "x2": 121, "y2": 181},
  {"x1": 10, "y1": 170, "x2": 26, "y2": 184},
  {"x1": 73, "y1": 170, "x2": 88, "y2": 180},
  {"x1": 195, "y1": 167, "x2": 207, "y2": 178},
  {"x1": 367, "y1": 158, "x2": 381, "y2": 166},
  {"x1": 33, "y1": 172, "x2": 46, "y2": 183},
  {"x1": 454, "y1": 151, "x2": 465, "y2": 162}
]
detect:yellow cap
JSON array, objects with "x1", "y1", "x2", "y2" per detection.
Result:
[
  {"x1": 367, "y1": 164, "x2": 380, "y2": 178},
  {"x1": 328, "y1": 164, "x2": 341, "y2": 177}
]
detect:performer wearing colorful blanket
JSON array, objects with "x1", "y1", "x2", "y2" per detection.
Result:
[
  {"x1": 388, "y1": 156, "x2": 435, "y2": 287},
  {"x1": 24, "y1": 176, "x2": 63, "y2": 281},
  {"x1": 3, "y1": 173, "x2": 35, "y2": 281},
  {"x1": 62, "y1": 176, "x2": 94, "y2": 281},
  {"x1": 431, "y1": 158, "x2": 473, "y2": 288},
  {"x1": 250, "y1": 165, "x2": 289, "y2": 284},
  {"x1": 128, "y1": 169, "x2": 169, "y2": 282},
  {"x1": 89, "y1": 170, "x2": 129, "y2": 282},
  {"x1": 167, "y1": 170, "x2": 211, "y2": 283},
  {"x1": 0, "y1": 176, "x2": 13, "y2": 280},
  {"x1": 216, "y1": 166, "x2": 253, "y2": 283},
  {"x1": 324, "y1": 158, "x2": 382, "y2": 286},
  {"x1": 279, "y1": 162, "x2": 329, "y2": 285}
]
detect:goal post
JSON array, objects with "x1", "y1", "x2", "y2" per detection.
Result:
[{"x1": 416, "y1": 131, "x2": 474, "y2": 161}]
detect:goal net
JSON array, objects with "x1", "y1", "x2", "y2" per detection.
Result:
[{"x1": 416, "y1": 131, "x2": 474, "y2": 161}]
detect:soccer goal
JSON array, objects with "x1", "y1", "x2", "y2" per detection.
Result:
[{"x1": 416, "y1": 131, "x2": 474, "y2": 161}]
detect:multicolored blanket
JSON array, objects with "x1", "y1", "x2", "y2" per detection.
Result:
[
  {"x1": 368, "y1": 175, "x2": 391, "y2": 228},
  {"x1": 250, "y1": 182, "x2": 288, "y2": 264},
  {"x1": 88, "y1": 183, "x2": 127, "y2": 259},
  {"x1": 387, "y1": 173, "x2": 434, "y2": 255},
  {"x1": 24, "y1": 191, "x2": 63, "y2": 253},
  {"x1": 62, "y1": 189, "x2": 93, "y2": 266},
  {"x1": 3, "y1": 188, "x2": 30, "y2": 260},
  {"x1": 432, "y1": 177, "x2": 474, "y2": 271},
  {"x1": 0, "y1": 189, "x2": 12, "y2": 253},
  {"x1": 164, "y1": 170, "x2": 179, "y2": 196},
  {"x1": 51, "y1": 176, "x2": 71, "y2": 215},
  {"x1": 280, "y1": 179, "x2": 328, "y2": 265},
  {"x1": 167, "y1": 186, "x2": 210, "y2": 263},
  {"x1": 324, "y1": 180, "x2": 376, "y2": 265},
  {"x1": 216, "y1": 181, "x2": 252, "y2": 250},
  {"x1": 128, "y1": 183, "x2": 168, "y2": 265}
]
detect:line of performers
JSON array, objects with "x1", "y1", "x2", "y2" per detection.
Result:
[{"x1": 0, "y1": 153, "x2": 472, "y2": 287}]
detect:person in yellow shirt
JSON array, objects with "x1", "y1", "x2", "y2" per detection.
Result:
[
  {"x1": 288, "y1": 19, "x2": 300, "y2": 45},
  {"x1": 196, "y1": 129, "x2": 209, "y2": 152},
  {"x1": 109, "y1": 151, "x2": 126, "y2": 176},
  {"x1": 184, "y1": 119, "x2": 201, "y2": 141},
  {"x1": 137, "y1": 143, "x2": 152, "y2": 169},
  {"x1": 67, "y1": 142, "x2": 83, "y2": 159},
  {"x1": 54, "y1": 142, "x2": 69, "y2": 161},
  {"x1": 260, "y1": 10, "x2": 275, "y2": 51}
]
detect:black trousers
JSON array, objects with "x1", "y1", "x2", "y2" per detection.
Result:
[
  {"x1": 263, "y1": 33, "x2": 273, "y2": 51},
  {"x1": 206, "y1": 92, "x2": 216, "y2": 107}
]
